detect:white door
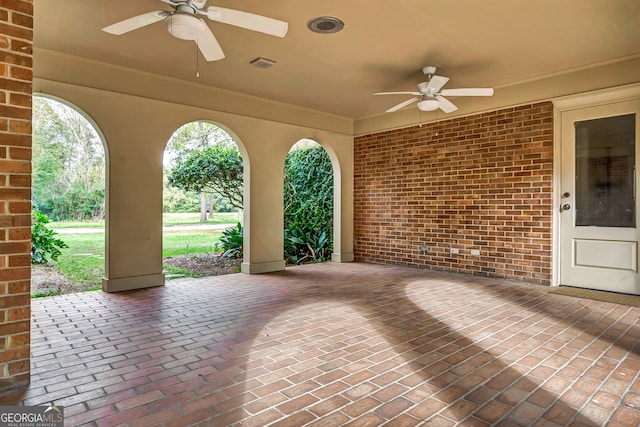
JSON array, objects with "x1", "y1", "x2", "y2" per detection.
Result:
[{"x1": 560, "y1": 100, "x2": 640, "y2": 294}]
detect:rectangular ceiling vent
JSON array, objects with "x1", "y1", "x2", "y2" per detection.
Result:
[{"x1": 250, "y1": 57, "x2": 277, "y2": 69}]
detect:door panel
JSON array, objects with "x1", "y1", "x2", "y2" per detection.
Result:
[
  {"x1": 573, "y1": 239, "x2": 637, "y2": 271},
  {"x1": 560, "y1": 100, "x2": 640, "y2": 294}
]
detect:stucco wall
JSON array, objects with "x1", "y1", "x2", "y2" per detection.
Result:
[{"x1": 33, "y1": 78, "x2": 354, "y2": 291}]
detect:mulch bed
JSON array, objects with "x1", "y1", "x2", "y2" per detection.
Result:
[
  {"x1": 31, "y1": 253, "x2": 241, "y2": 296},
  {"x1": 163, "y1": 253, "x2": 242, "y2": 276}
]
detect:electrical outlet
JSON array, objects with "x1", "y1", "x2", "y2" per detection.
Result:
[
  {"x1": 451, "y1": 248, "x2": 459, "y2": 254},
  {"x1": 471, "y1": 249, "x2": 480, "y2": 256}
]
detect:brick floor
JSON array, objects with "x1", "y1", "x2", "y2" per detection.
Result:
[{"x1": 1, "y1": 262, "x2": 639, "y2": 426}]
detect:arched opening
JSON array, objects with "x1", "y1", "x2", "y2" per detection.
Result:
[
  {"x1": 162, "y1": 121, "x2": 245, "y2": 278},
  {"x1": 31, "y1": 95, "x2": 107, "y2": 295},
  {"x1": 283, "y1": 139, "x2": 335, "y2": 265}
]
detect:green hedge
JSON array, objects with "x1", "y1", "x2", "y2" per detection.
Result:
[{"x1": 284, "y1": 146, "x2": 333, "y2": 264}]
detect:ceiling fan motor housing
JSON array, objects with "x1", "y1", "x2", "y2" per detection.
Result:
[{"x1": 417, "y1": 82, "x2": 431, "y2": 93}]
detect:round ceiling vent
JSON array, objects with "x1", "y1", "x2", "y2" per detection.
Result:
[{"x1": 307, "y1": 16, "x2": 344, "y2": 34}]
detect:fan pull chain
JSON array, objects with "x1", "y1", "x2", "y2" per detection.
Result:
[{"x1": 195, "y1": 40, "x2": 200, "y2": 78}]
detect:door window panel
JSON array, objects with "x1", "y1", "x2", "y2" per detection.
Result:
[{"x1": 575, "y1": 114, "x2": 636, "y2": 227}]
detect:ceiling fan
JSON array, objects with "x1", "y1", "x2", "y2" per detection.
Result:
[
  {"x1": 102, "y1": 0, "x2": 288, "y2": 61},
  {"x1": 374, "y1": 66, "x2": 494, "y2": 113}
]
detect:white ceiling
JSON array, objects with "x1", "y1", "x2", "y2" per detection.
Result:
[{"x1": 33, "y1": 0, "x2": 640, "y2": 119}]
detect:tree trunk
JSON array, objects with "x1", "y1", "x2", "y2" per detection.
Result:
[
  {"x1": 200, "y1": 192, "x2": 207, "y2": 223},
  {"x1": 208, "y1": 193, "x2": 215, "y2": 219}
]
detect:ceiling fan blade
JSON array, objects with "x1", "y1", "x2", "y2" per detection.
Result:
[
  {"x1": 426, "y1": 75, "x2": 449, "y2": 92},
  {"x1": 440, "y1": 88, "x2": 494, "y2": 97},
  {"x1": 374, "y1": 91, "x2": 422, "y2": 96},
  {"x1": 195, "y1": 23, "x2": 225, "y2": 61},
  {"x1": 386, "y1": 97, "x2": 419, "y2": 113},
  {"x1": 102, "y1": 10, "x2": 168, "y2": 35},
  {"x1": 436, "y1": 96, "x2": 458, "y2": 113},
  {"x1": 204, "y1": 6, "x2": 288, "y2": 37}
]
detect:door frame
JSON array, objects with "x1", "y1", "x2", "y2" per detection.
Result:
[{"x1": 552, "y1": 83, "x2": 640, "y2": 287}]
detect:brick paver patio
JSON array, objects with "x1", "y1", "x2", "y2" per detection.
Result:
[{"x1": 1, "y1": 262, "x2": 639, "y2": 426}]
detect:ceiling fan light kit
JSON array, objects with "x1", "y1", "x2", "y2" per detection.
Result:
[
  {"x1": 417, "y1": 99, "x2": 439, "y2": 111},
  {"x1": 166, "y1": 13, "x2": 204, "y2": 40},
  {"x1": 374, "y1": 66, "x2": 494, "y2": 114}
]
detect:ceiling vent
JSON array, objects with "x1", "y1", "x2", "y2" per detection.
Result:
[
  {"x1": 250, "y1": 57, "x2": 277, "y2": 68},
  {"x1": 307, "y1": 16, "x2": 344, "y2": 34}
]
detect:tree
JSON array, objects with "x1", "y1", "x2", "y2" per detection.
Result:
[
  {"x1": 164, "y1": 121, "x2": 237, "y2": 221},
  {"x1": 167, "y1": 141, "x2": 331, "y2": 263},
  {"x1": 168, "y1": 144, "x2": 244, "y2": 210},
  {"x1": 32, "y1": 97, "x2": 105, "y2": 220}
]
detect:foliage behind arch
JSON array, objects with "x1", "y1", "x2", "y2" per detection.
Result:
[
  {"x1": 32, "y1": 97, "x2": 105, "y2": 220},
  {"x1": 284, "y1": 145, "x2": 334, "y2": 264}
]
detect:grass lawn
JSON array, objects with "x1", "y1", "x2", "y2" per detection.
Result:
[
  {"x1": 54, "y1": 233, "x2": 106, "y2": 286},
  {"x1": 163, "y1": 231, "x2": 221, "y2": 256},
  {"x1": 164, "y1": 212, "x2": 240, "y2": 226},
  {"x1": 53, "y1": 227, "x2": 224, "y2": 286},
  {"x1": 49, "y1": 212, "x2": 240, "y2": 229}
]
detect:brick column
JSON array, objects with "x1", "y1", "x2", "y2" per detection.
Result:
[{"x1": 0, "y1": 0, "x2": 33, "y2": 391}]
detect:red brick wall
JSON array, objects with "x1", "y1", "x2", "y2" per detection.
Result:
[
  {"x1": 0, "y1": 0, "x2": 33, "y2": 390},
  {"x1": 354, "y1": 102, "x2": 554, "y2": 285}
]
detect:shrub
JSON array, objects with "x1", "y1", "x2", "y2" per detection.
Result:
[
  {"x1": 283, "y1": 146, "x2": 333, "y2": 264},
  {"x1": 284, "y1": 227, "x2": 329, "y2": 264},
  {"x1": 216, "y1": 222, "x2": 243, "y2": 258},
  {"x1": 31, "y1": 210, "x2": 68, "y2": 265}
]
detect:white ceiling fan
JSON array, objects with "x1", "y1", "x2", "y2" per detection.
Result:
[
  {"x1": 375, "y1": 66, "x2": 494, "y2": 113},
  {"x1": 102, "y1": 0, "x2": 288, "y2": 61}
]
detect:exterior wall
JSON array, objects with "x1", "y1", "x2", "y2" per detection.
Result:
[
  {"x1": 34, "y1": 78, "x2": 354, "y2": 287},
  {"x1": 0, "y1": 0, "x2": 33, "y2": 389},
  {"x1": 354, "y1": 102, "x2": 554, "y2": 285}
]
